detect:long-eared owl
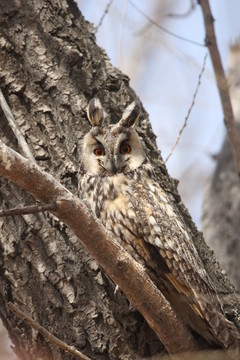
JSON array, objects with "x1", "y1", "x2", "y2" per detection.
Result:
[{"x1": 78, "y1": 98, "x2": 239, "y2": 358}]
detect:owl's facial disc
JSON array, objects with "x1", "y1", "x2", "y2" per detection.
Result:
[
  {"x1": 82, "y1": 126, "x2": 145, "y2": 176},
  {"x1": 82, "y1": 98, "x2": 145, "y2": 176}
]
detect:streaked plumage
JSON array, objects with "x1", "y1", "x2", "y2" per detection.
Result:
[{"x1": 78, "y1": 98, "x2": 240, "y2": 358}]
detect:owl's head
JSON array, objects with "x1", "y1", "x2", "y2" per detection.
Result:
[{"x1": 81, "y1": 98, "x2": 146, "y2": 176}]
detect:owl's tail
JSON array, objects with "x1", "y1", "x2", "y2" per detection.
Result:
[
  {"x1": 200, "y1": 300, "x2": 240, "y2": 360},
  {"x1": 162, "y1": 272, "x2": 240, "y2": 359}
]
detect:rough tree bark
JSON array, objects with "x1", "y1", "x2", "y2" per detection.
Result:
[
  {"x1": 202, "y1": 43, "x2": 240, "y2": 292},
  {"x1": 0, "y1": 1, "x2": 239, "y2": 360}
]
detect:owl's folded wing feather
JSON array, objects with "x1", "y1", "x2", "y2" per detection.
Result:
[{"x1": 126, "y1": 177, "x2": 239, "y2": 351}]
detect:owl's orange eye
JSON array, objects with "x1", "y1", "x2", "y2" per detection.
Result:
[
  {"x1": 94, "y1": 147, "x2": 105, "y2": 156},
  {"x1": 120, "y1": 144, "x2": 131, "y2": 154}
]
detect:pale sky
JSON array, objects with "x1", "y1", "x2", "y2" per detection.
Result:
[{"x1": 79, "y1": 0, "x2": 240, "y2": 226}]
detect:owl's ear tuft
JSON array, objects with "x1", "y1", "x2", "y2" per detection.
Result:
[
  {"x1": 119, "y1": 101, "x2": 141, "y2": 128},
  {"x1": 87, "y1": 98, "x2": 105, "y2": 127}
]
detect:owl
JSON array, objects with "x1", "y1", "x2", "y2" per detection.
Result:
[{"x1": 78, "y1": 98, "x2": 240, "y2": 358}]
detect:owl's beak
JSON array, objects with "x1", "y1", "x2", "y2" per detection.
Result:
[
  {"x1": 104, "y1": 159, "x2": 118, "y2": 175},
  {"x1": 111, "y1": 161, "x2": 118, "y2": 175}
]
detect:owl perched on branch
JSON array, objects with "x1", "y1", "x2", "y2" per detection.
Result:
[{"x1": 78, "y1": 98, "x2": 240, "y2": 358}]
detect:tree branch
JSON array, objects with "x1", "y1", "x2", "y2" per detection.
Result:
[
  {"x1": 0, "y1": 89, "x2": 35, "y2": 162},
  {"x1": 0, "y1": 139, "x2": 200, "y2": 358},
  {"x1": 7, "y1": 302, "x2": 91, "y2": 360},
  {"x1": 199, "y1": 0, "x2": 240, "y2": 179},
  {"x1": 0, "y1": 203, "x2": 56, "y2": 217},
  {"x1": 165, "y1": 53, "x2": 207, "y2": 163},
  {"x1": 94, "y1": 0, "x2": 113, "y2": 34}
]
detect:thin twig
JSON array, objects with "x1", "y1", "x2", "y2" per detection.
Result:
[
  {"x1": 7, "y1": 302, "x2": 91, "y2": 360},
  {"x1": 165, "y1": 53, "x2": 208, "y2": 163},
  {"x1": 94, "y1": 0, "x2": 113, "y2": 34},
  {"x1": 0, "y1": 89, "x2": 35, "y2": 162},
  {"x1": 129, "y1": 0, "x2": 204, "y2": 47},
  {"x1": 0, "y1": 203, "x2": 56, "y2": 217},
  {"x1": 167, "y1": 0, "x2": 196, "y2": 19},
  {"x1": 199, "y1": 0, "x2": 240, "y2": 179}
]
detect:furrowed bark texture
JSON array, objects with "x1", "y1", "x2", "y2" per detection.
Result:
[
  {"x1": 0, "y1": 1, "x2": 239, "y2": 359},
  {"x1": 0, "y1": 140, "x2": 200, "y2": 359},
  {"x1": 202, "y1": 43, "x2": 240, "y2": 292}
]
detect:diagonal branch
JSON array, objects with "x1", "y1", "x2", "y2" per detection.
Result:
[
  {"x1": 8, "y1": 302, "x2": 91, "y2": 360},
  {"x1": 0, "y1": 139, "x2": 200, "y2": 358},
  {"x1": 94, "y1": 0, "x2": 113, "y2": 34},
  {"x1": 0, "y1": 89, "x2": 35, "y2": 162},
  {"x1": 199, "y1": 0, "x2": 240, "y2": 180},
  {"x1": 165, "y1": 53, "x2": 207, "y2": 163}
]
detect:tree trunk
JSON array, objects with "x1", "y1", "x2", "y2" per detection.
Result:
[
  {"x1": 0, "y1": 1, "x2": 239, "y2": 359},
  {"x1": 202, "y1": 43, "x2": 240, "y2": 292}
]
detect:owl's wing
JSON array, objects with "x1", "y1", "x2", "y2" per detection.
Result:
[
  {"x1": 126, "y1": 176, "x2": 239, "y2": 347},
  {"x1": 131, "y1": 178, "x2": 214, "y2": 293}
]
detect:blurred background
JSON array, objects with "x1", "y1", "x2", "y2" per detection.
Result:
[
  {"x1": 2, "y1": 0, "x2": 240, "y2": 358},
  {"x1": 78, "y1": 0, "x2": 240, "y2": 227}
]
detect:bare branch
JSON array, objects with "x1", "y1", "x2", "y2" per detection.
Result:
[
  {"x1": 0, "y1": 89, "x2": 35, "y2": 162},
  {"x1": 129, "y1": 0, "x2": 204, "y2": 47},
  {"x1": 94, "y1": 0, "x2": 113, "y2": 34},
  {"x1": 166, "y1": 0, "x2": 196, "y2": 19},
  {"x1": 199, "y1": 0, "x2": 240, "y2": 180},
  {"x1": 0, "y1": 139, "x2": 200, "y2": 358},
  {"x1": 0, "y1": 203, "x2": 56, "y2": 217},
  {"x1": 165, "y1": 53, "x2": 207, "y2": 163},
  {"x1": 7, "y1": 302, "x2": 91, "y2": 360}
]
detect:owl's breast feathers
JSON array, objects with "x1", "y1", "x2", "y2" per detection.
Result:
[{"x1": 79, "y1": 164, "x2": 240, "y2": 355}]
